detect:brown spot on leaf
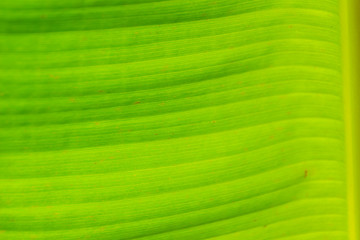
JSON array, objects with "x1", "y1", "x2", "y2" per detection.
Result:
[{"x1": 49, "y1": 74, "x2": 59, "y2": 80}]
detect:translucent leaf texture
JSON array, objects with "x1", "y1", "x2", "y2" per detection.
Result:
[{"x1": 0, "y1": 0, "x2": 352, "y2": 239}]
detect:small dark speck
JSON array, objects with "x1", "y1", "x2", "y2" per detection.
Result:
[
  {"x1": 49, "y1": 74, "x2": 59, "y2": 80},
  {"x1": 134, "y1": 101, "x2": 141, "y2": 104}
]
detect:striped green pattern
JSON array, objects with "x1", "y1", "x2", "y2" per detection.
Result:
[{"x1": 0, "y1": 0, "x2": 348, "y2": 239}]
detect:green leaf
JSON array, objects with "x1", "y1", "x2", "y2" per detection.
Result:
[{"x1": 0, "y1": 0, "x2": 355, "y2": 239}]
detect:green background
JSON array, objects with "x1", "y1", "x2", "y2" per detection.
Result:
[{"x1": 0, "y1": 0, "x2": 356, "y2": 239}]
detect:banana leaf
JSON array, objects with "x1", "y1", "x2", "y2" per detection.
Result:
[{"x1": 0, "y1": 0, "x2": 358, "y2": 239}]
